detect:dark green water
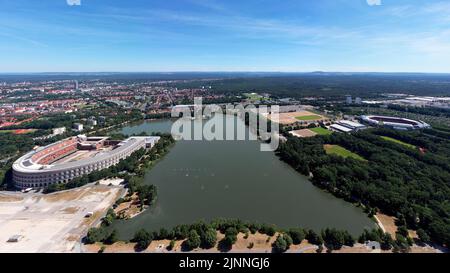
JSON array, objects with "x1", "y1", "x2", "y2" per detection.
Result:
[{"x1": 112, "y1": 115, "x2": 375, "y2": 239}]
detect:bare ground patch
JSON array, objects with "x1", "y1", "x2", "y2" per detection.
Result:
[{"x1": 0, "y1": 194, "x2": 24, "y2": 202}]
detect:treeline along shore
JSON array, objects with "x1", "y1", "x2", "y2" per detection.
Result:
[{"x1": 277, "y1": 127, "x2": 450, "y2": 248}]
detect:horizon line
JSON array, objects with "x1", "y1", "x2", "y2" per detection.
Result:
[{"x1": 1, "y1": 71, "x2": 450, "y2": 75}]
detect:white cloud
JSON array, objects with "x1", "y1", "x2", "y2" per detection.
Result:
[
  {"x1": 67, "y1": 0, "x2": 81, "y2": 6},
  {"x1": 385, "y1": 1, "x2": 450, "y2": 21},
  {"x1": 367, "y1": 0, "x2": 382, "y2": 6}
]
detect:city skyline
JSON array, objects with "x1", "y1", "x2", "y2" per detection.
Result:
[{"x1": 1, "y1": 0, "x2": 450, "y2": 73}]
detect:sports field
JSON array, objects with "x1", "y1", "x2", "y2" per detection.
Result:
[
  {"x1": 310, "y1": 127, "x2": 332, "y2": 135},
  {"x1": 324, "y1": 145, "x2": 366, "y2": 161},
  {"x1": 266, "y1": 110, "x2": 326, "y2": 124},
  {"x1": 380, "y1": 136, "x2": 416, "y2": 149},
  {"x1": 296, "y1": 115, "x2": 322, "y2": 121}
]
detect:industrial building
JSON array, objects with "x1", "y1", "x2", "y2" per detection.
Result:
[
  {"x1": 329, "y1": 120, "x2": 367, "y2": 133},
  {"x1": 330, "y1": 124, "x2": 353, "y2": 133},
  {"x1": 336, "y1": 120, "x2": 367, "y2": 131}
]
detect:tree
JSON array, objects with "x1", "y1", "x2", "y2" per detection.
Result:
[
  {"x1": 396, "y1": 225, "x2": 409, "y2": 237},
  {"x1": 105, "y1": 229, "x2": 118, "y2": 245},
  {"x1": 172, "y1": 224, "x2": 190, "y2": 240},
  {"x1": 85, "y1": 227, "x2": 109, "y2": 244},
  {"x1": 158, "y1": 228, "x2": 170, "y2": 240},
  {"x1": 185, "y1": 230, "x2": 201, "y2": 250},
  {"x1": 394, "y1": 234, "x2": 410, "y2": 253},
  {"x1": 417, "y1": 229, "x2": 431, "y2": 244},
  {"x1": 248, "y1": 223, "x2": 261, "y2": 234},
  {"x1": 221, "y1": 227, "x2": 238, "y2": 249},
  {"x1": 138, "y1": 184, "x2": 158, "y2": 205},
  {"x1": 201, "y1": 228, "x2": 217, "y2": 249},
  {"x1": 168, "y1": 240, "x2": 176, "y2": 251},
  {"x1": 380, "y1": 232, "x2": 394, "y2": 250},
  {"x1": 259, "y1": 224, "x2": 276, "y2": 236},
  {"x1": 358, "y1": 229, "x2": 382, "y2": 243},
  {"x1": 288, "y1": 228, "x2": 305, "y2": 245},
  {"x1": 322, "y1": 228, "x2": 346, "y2": 251},
  {"x1": 343, "y1": 231, "x2": 355, "y2": 247},
  {"x1": 306, "y1": 230, "x2": 323, "y2": 246},
  {"x1": 284, "y1": 233, "x2": 293, "y2": 247},
  {"x1": 133, "y1": 229, "x2": 153, "y2": 250},
  {"x1": 102, "y1": 208, "x2": 116, "y2": 226},
  {"x1": 272, "y1": 235, "x2": 288, "y2": 253},
  {"x1": 276, "y1": 129, "x2": 450, "y2": 248},
  {"x1": 358, "y1": 231, "x2": 367, "y2": 244}
]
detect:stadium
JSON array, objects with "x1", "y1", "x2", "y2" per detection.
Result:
[
  {"x1": 12, "y1": 135, "x2": 160, "y2": 189},
  {"x1": 360, "y1": 115, "x2": 431, "y2": 130}
]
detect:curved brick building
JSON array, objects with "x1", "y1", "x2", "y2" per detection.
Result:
[{"x1": 12, "y1": 135, "x2": 160, "y2": 189}]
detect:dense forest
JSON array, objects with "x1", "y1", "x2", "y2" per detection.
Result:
[
  {"x1": 277, "y1": 128, "x2": 450, "y2": 247},
  {"x1": 173, "y1": 74, "x2": 450, "y2": 99}
]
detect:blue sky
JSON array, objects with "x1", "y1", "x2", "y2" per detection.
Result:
[{"x1": 1, "y1": 0, "x2": 450, "y2": 72}]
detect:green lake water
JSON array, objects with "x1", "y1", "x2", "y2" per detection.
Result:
[{"x1": 111, "y1": 115, "x2": 375, "y2": 239}]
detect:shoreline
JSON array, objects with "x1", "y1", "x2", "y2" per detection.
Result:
[
  {"x1": 82, "y1": 232, "x2": 444, "y2": 254},
  {"x1": 373, "y1": 214, "x2": 386, "y2": 233}
]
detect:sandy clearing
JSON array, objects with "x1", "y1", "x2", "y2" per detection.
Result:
[
  {"x1": 60, "y1": 207, "x2": 80, "y2": 214},
  {"x1": 0, "y1": 195, "x2": 24, "y2": 202},
  {"x1": 114, "y1": 193, "x2": 143, "y2": 219},
  {"x1": 375, "y1": 213, "x2": 419, "y2": 240},
  {"x1": 289, "y1": 129, "x2": 317, "y2": 138},
  {"x1": 375, "y1": 213, "x2": 397, "y2": 236}
]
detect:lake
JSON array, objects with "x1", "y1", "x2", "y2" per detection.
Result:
[{"x1": 111, "y1": 115, "x2": 375, "y2": 239}]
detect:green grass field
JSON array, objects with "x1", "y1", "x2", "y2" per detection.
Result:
[
  {"x1": 324, "y1": 145, "x2": 366, "y2": 161},
  {"x1": 295, "y1": 115, "x2": 322, "y2": 121},
  {"x1": 310, "y1": 127, "x2": 333, "y2": 135},
  {"x1": 0, "y1": 130, "x2": 14, "y2": 134},
  {"x1": 380, "y1": 136, "x2": 416, "y2": 149}
]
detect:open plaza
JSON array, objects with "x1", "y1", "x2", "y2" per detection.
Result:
[{"x1": 0, "y1": 183, "x2": 125, "y2": 253}]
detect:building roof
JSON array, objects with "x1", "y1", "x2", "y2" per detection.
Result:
[
  {"x1": 330, "y1": 124, "x2": 353, "y2": 133},
  {"x1": 338, "y1": 120, "x2": 366, "y2": 128}
]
